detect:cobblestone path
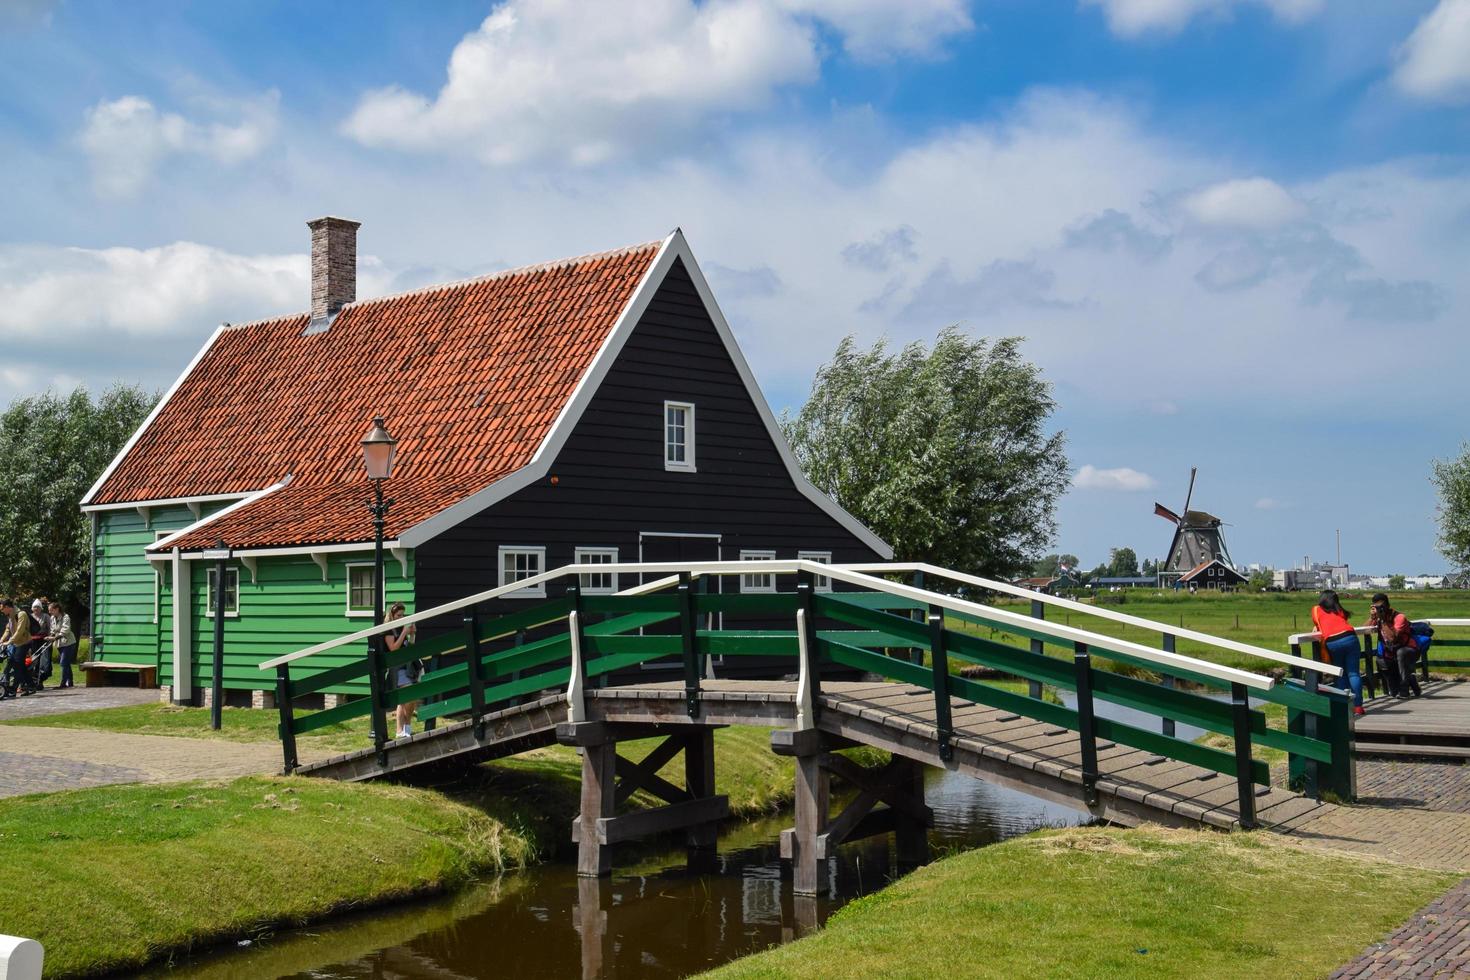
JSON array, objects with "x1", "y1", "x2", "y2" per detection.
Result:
[
  {"x1": 1330, "y1": 877, "x2": 1470, "y2": 978},
  {"x1": 0, "y1": 684, "x2": 156, "y2": 720}
]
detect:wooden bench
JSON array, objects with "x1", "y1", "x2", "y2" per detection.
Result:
[{"x1": 79, "y1": 661, "x2": 157, "y2": 689}]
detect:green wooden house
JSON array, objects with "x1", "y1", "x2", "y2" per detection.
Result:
[{"x1": 80, "y1": 218, "x2": 888, "y2": 707}]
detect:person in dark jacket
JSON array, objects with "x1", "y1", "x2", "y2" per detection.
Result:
[{"x1": 1368, "y1": 593, "x2": 1422, "y2": 699}]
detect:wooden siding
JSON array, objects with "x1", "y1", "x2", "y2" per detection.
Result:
[
  {"x1": 185, "y1": 553, "x2": 413, "y2": 694},
  {"x1": 416, "y1": 257, "x2": 882, "y2": 622},
  {"x1": 94, "y1": 505, "x2": 204, "y2": 666}
]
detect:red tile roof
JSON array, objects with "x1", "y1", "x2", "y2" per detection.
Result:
[{"x1": 89, "y1": 240, "x2": 662, "y2": 551}]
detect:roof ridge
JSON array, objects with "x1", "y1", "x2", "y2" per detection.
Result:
[{"x1": 220, "y1": 236, "x2": 665, "y2": 334}]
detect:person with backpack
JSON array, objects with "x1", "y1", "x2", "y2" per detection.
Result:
[
  {"x1": 1368, "y1": 593, "x2": 1423, "y2": 699},
  {"x1": 384, "y1": 602, "x2": 421, "y2": 738},
  {"x1": 1312, "y1": 590, "x2": 1364, "y2": 715},
  {"x1": 0, "y1": 597, "x2": 36, "y2": 697}
]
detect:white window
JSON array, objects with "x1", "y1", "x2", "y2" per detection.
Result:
[
  {"x1": 575, "y1": 548, "x2": 619, "y2": 594},
  {"x1": 664, "y1": 401, "x2": 696, "y2": 472},
  {"x1": 499, "y1": 546, "x2": 547, "y2": 597},
  {"x1": 346, "y1": 563, "x2": 376, "y2": 617},
  {"x1": 798, "y1": 551, "x2": 833, "y2": 592},
  {"x1": 740, "y1": 550, "x2": 776, "y2": 593},
  {"x1": 205, "y1": 567, "x2": 240, "y2": 618}
]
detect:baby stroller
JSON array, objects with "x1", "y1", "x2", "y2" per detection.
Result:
[{"x1": 1, "y1": 644, "x2": 37, "y2": 699}]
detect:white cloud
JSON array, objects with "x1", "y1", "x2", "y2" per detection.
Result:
[
  {"x1": 79, "y1": 93, "x2": 279, "y2": 199},
  {"x1": 1074, "y1": 465, "x2": 1159, "y2": 491},
  {"x1": 1183, "y1": 177, "x2": 1306, "y2": 229},
  {"x1": 1393, "y1": 0, "x2": 1470, "y2": 104},
  {"x1": 1255, "y1": 497, "x2": 1288, "y2": 510},
  {"x1": 1081, "y1": 0, "x2": 1323, "y2": 38},
  {"x1": 342, "y1": 0, "x2": 972, "y2": 165}
]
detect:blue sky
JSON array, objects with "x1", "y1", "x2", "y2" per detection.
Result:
[{"x1": 2, "y1": 0, "x2": 1468, "y2": 575}]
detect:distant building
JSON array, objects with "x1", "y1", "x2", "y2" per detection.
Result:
[
  {"x1": 1092, "y1": 576, "x2": 1156, "y2": 589},
  {"x1": 1178, "y1": 559, "x2": 1248, "y2": 591}
]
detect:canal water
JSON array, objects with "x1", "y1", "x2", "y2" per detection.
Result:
[{"x1": 140, "y1": 769, "x2": 1086, "y2": 980}]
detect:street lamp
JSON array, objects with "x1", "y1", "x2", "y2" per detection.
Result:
[
  {"x1": 361, "y1": 416, "x2": 397, "y2": 754},
  {"x1": 199, "y1": 537, "x2": 232, "y2": 730}
]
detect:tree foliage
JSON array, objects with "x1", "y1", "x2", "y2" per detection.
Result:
[
  {"x1": 1388, "y1": 574, "x2": 1407, "y2": 590},
  {"x1": 1431, "y1": 444, "x2": 1470, "y2": 573},
  {"x1": 0, "y1": 386, "x2": 156, "y2": 620},
  {"x1": 781, "y1": 329, "x2": 1068, "y2": 578},
  {"x1": 1107, "y1": 547, "x2": 1140, "y2": 578},
  {"x1": 1033, "y1": 553, "x2": 1080, "y2": 578}
]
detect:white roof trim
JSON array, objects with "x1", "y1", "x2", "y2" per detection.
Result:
[
  {"x1": 147, "y1": 475, "x2": 293, "y2": 552},
  {"x1": 82, "y1": 491, "x2": 254, "y2": 514},
  {"x1": 398, "y1": 230, "x2": 892, "y2": 558},
  {"x1": 181, "y1": 540, "x2": 397, "y2": 559},
  {"x1": 81, "y1": 323, "x2": 229, "y2": 507}
]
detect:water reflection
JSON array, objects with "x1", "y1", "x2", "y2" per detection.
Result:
[{"x1": 144, "y1": 771, "x2": 1085, "y2": 980}]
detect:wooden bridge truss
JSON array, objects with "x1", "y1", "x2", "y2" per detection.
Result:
[{"x1": 264, "y1": 560, "x2": 1357, "y2": 890}]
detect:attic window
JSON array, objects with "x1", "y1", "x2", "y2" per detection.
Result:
[{"x1": 664, "y1": 401, "x2": 696, "y2": 473}]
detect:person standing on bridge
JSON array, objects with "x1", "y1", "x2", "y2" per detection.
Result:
[
  {"x1": 1312, "y1": 590, "x2": 1364, "y2": 715},
  {"x1": 385, "y1": 602, "x2": 421, "y2": 739},
  {"x1": 1368, "y1": 593, "x2": 1422, "y2": 700}
]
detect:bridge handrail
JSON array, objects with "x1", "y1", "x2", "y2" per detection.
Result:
[
  {"x1": 262, "y1": 560, "x2": 1274, "y2": 691},
  {"x1": 1288, "y1": 617, "x2": 1470, "y2": 646},
  {"x1": 840, "y1": 562, "x2": 1337, "y2": 679}
]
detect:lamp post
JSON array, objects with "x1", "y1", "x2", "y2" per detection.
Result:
[
  {"x1": 199, "y1": 537, "x2": 232, "y2": 730},
  {"x1": 361, "y1": 416, "x2": 397, "y2": 756}
]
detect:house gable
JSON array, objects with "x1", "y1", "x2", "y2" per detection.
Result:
[{"x1": 414, "y1": 254, "x2": 888, "y2": 609}]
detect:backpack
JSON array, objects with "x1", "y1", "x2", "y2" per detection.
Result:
[{"x1": 1410, "y1": 621, "x2": 1434, "y2": 639}]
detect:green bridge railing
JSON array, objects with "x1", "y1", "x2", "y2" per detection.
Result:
[{"x1": 263, "y1": 561, "x2": 1355, "y2": 824}]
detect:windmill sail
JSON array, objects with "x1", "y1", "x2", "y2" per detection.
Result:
[
  {"x1": 1157, "y1": 468, "x2": 1234, "y2": 580},
  {"x1": 1154, "y1": 502, "x2": 1181, "y2": 524}
]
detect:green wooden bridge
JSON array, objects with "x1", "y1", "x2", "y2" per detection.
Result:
[{"x1": 262, "y1": 560, "x2": 1354, "y2": 894}]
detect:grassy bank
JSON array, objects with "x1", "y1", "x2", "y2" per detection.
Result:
[
  {"x1": 703, "y1": 825, "x2": 1456, "y2": 980},
  {"x1": 2, "y1": 776, "x2": 535, "y2": 978}
]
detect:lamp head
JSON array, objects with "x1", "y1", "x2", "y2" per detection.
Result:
[{"x1": 361, "y1": 416, "x2": 398, "y2": 481}]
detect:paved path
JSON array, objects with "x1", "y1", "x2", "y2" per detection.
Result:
[
  {"x1": 1330, "y1": 877, "x2": 1470, "y2": 978},
  {"x1": 0, "y1": 726, "x2": 327, "y2": 798},
  {"x1": 0, "y1": 684, "x2": 156, "y2": 720}
]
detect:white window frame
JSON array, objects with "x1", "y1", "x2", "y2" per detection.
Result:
[
  {"x1": 798, "y1": 551, "x2": 833, "y2": 592},
  {"x1": 663, "y1": 400, "x2": 696, "y2": 473},
  {"x1": 345, "y1": 562, "x2": 377, "y2": 618},
  {"x1": 498, "y1": 546, "x2": 548, "y2": 598},
  {"x1": 204, "y1": 567, "x2": 240, "y2": 618},
  {"x1": 740, "y1": 550, "x2": 776, "y2": 594},
  {"x1": 575, "y1": 547, "x2": 619, "y2": 595}
]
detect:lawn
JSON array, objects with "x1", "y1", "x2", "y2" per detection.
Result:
[
  {"x1": 1, "y1": 776, "x2": 535, "y2": 978},
  {"x1": 702, "y1": 825, "x2": 1457, "y2": 980},
  {"x1": 3, "y1": 702, "x2": 373, "y2": 754}
]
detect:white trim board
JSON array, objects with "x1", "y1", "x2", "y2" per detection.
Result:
[
  {"x1": 81, "y1": 491, "x2": 254, "y2": 514},
  {"x1": 81, "y1": 324, "x2": 231, "y2": 506},
  {"x1": 397, "y1": 230, "x2": 891, "y2": 558}
]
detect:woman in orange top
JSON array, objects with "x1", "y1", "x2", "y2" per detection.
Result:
[{"x1": 1312, "y1": 590, "x2": 1363, "y2": 714}]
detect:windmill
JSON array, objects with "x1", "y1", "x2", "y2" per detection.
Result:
[{"x1": 1153, "y1": 467, "x2": 1234, "y2": 583}]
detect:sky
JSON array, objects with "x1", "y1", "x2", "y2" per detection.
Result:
[{"x1": 1, "y1": 0, "x2": 1467, "y2": 575}]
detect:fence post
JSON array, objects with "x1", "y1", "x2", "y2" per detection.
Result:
[
  {"x1": 1230, "y1": 682, "x2": 1257, "y2": 829},
  {"x1": 464, "y1": 606, "x2": 486, "y2": 740},
  {"x1": 1160, "y1": 634, "x2": 1177, "y2": 737},
  {"x1": 910, "y1": 570, "x2": 926, "y2": 665},
  {"x1": 365, "y1": 633, "x2": 389, "y2": 765},
  {"x1": 796, "y1": 570, "x2": 822, "y2": 712},
  {"x1": 274, "y1": 664, "x2": 297, "y2": 774},
  {"x1": 1326, "y1": 691, "x2": 1355, "y2": 802},
  {"x1": 928, "y1": 606, "x2": 954, "y2": 762},
  {"x1": 1360, "y1": 632, "x2": 1378, "y2": 700},
  {"x1": 1289, "y1": 639, "x2": 1320, "y2": 798},
  {"x1": 1028, "y1": 599, "x2": 1045, "y2": 699},
  {"x1": 679, "y1": 572, "x2": 700, "y2": 719},
  {"x1": 1073, "y1": 642, "x2": 1099, "y2": 807}
]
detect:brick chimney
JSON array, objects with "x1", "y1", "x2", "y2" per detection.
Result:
[{"x1": 307, "y1": 216, "x2": 361, "y2": 324}]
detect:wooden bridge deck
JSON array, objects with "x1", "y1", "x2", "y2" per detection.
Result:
[
  {"x1": 1355, "y1": 680, "x2": 1470, "y2": 758},
  {"x1": 297, "y1": 679, "x2": 1325, "y2": 833}
]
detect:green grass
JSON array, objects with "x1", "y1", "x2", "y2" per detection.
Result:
[
  {"x1": 2, "y1": 776, "x2": 536, "y2": 978},
  {"x1": 974, "y1": 589, "x2": 1470, "y2": 676},
  {"x1": 702, "y1": 825, "x2": 1457, "y2": 980},
  {"x1": 3, "y1": 702, "x2": 373, "y2": 754}
]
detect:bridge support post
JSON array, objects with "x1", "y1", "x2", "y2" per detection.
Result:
[
  {"x1": 577, "y1": 736, "x2": 617, "y2": 878},
  {"x1": 893, "y1": 757, "x2": 930, "y2": 870},
  {"x1": 791, "y1": 750, "x2": 830, "y2": 896}
]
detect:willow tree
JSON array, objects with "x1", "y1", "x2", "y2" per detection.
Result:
[
  {"x1": 782, "y1": 328, "x2": 1068, "y2": 578},
  {"x1": 1431, "y1": 443, "x2": 1470, "y2": 574}
]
